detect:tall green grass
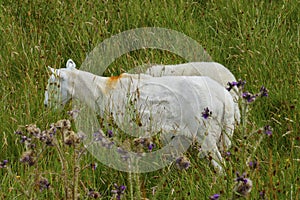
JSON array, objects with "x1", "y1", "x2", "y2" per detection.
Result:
[{"x1": 0, "y1": 0, "x2": 299, "y2": 199}]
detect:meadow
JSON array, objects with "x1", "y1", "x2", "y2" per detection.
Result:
[{"x1": 0, "y1": 0, "x2": 299, "y2": 199}]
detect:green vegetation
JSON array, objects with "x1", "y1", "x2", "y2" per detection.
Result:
[{"x1": 0, "y1": 0, "x2": 299, "y2": 199}]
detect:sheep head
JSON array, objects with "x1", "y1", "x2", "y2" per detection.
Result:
[{"x1": 44, "y1": 59, "x2": 76, "y2": 108}]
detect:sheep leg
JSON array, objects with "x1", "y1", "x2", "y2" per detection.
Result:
[{"x1": 210, "y1": 147, "x2": 225, "y2": 173}]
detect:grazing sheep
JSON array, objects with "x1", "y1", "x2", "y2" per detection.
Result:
[
  {"x1": 44, "y1": 59, "x2": 235, "y2": 172},
  {"x1": 145, "y1": 62, "x2": 241, "y2": 123}
]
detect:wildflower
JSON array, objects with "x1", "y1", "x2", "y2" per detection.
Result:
[
  {"x1": 235, "y1": 172, "x2": 247, "y2": 183},
  {"x1": 27, "y1": 143, "x2": 36, "y2": 149},
  {"x1": 242, "y1": 92, "x2": 256, "y2": 103},
  {"x1": 133, "y1": 137, "x2": 154, "y2": 152},
  {"x1": 20, "y1": 135, "x2": 31, "y2": 143},
  {"x1": 225, "y1": 151, "x2": 231, "y2": 161},
  {"x1": 134, "y1": 137, "x2": 149, "y2": 146},
  {"x1": 91, "y1": 163, "x2": 97, "y2": 171},
  {"x1": 209, "y1": 193, "x2": 220, "y2": 200},
  {"x1": 175, "y1": 156, "x2": 190, "y2": 170},
  {"x1": 25, "y1": 124, "x2": 41, "y2": 137},
  {"x1": 39, "y1": 131, "x2": 48, "y2": 142},
  {"x1": 236, "y1": 79, "x2": 246, "y2": 89},
  {"x1": 55, "y1": 119, "x2": 71, "y2": 130},
  {"x1": 88, "y1": 189, "x2": 101, "y2": 198},
  {"x1": 111, "y1": 183, "x2": 126, "y2": 200},
  {"x1": 226, "y1": 81, "x2": 237, "y2": 91},
  {"x1": 249, "y1": 160, "x2": 259, "y2": 170},
  {"x1": 48, "y1": 125, "x2": 57, "y2": 136},
  {"x1": 0, "y1": 160, "x2": 8, "y2": 168},
  {"x1": 264, "y1": 125, "x2": 272, "y2": 135},
  {"x1": 64, "y1": 131, "x2": 81, "y2": 146},
  {"x1": 148, "y1": 143, "x2": 155, "y2": 152},
  {"x1": 234, "y1": 172, "x2": 253, "y2": 198},
  {"x1": 201, "y1": 107, "x2": 212, "y2": 119},
  {"x1": 227, "y1": 79, "x2": 246, "y2": 91},
  {"x1": 14, "y1": 130, "x2": 23, "y2": 135},
  {"x1": 259, "y1": 86, "x2": 268, "y2": 97},
  {"x1": 39, "y1": 130, "x2": 54, "y2": 146},
  {"x1": 107, "y1": 130, "x2": 113, "y2": 138},
  {"x1": 259, "y1": 190, "x2": 267, "y2": 200},
  {"x1": 248, "y1": 161, "x2": 253, "y2": 167},
  {"x1": 20, "y1": 150, "x2": 35, "y2": 166},
  {"x1": 39, "y1": 177, "x2": 50, "y2": 191}
]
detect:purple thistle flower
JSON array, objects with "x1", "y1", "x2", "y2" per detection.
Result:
[
  {"x1": 55, "y1": 119, "x2": 71, "y2": 130},
  {"x1": 49, "y1": 126, "x2": 57, "y2": 136},
  {"x1": 209, "y1": 193, "x2": 220, "y2": 200},
  {"x1": 20, "y1": 150, "x2": 35, "y2": 166},
  {"x1": 14, "y1": 130, "x2": 23, "y2": 135},
  {"x1": 37, "y1": 130, "x2": 55, "y2": 146},
  {"x1": 259, "y1": 190, "x2": 267, "y2": 200},
  {"x1": 88, "y1": 189, "x2": 101, "y2": 198},
  {"x1": 111, "y1": 183, "x2": 126, "y2": 200},
  {"x1": 235, "y1": 172, "x2": 248, "y2": 183},
  {"x1": 201, "y1": 107, "x2": 212, "y2": 119},
  {"x1": 249, "y1": 161, "x2": 255, "y2": 168},
  {"x1": 227, "y1": 79, "x2": 246, "y2": 91},
  {"x1": 20, "y1": 135, "x2": 31, "y2": 143},
  {"x1": 237, "y1": 80, "x2": 246, "y2": 88},
  {"x1": 39, "y1": 131, "x2": 47, "y2": 141},
  {"x1": 28, "y1": 143, "x2": 36, "y2": 149},
  {"x1": 175, "y1": 156, "x2": 190, "y2": 170},
  {"x1": 39, "y1": 177, "x2": 50, "y2": 191},
  {"x1": 91, "y1": 163, "x2": 98, "y2": 171},
  {"x1": 234, "y1": 172, "x2": 253, "y2": 197},
  {"x1": 249, "y1": 160, "x2": 260, "y2": 170},
  {"x1": 224, "y1": 151, "x2": 231, "y2": 161},
  {"x1": 264, "y1": 125, "x2": 272, "y2": 135},
  {"x1": 25, "y1": 124, "x2": 41, "y2": 136},
  {"x1": 242, "y1": 92, "x2": 256, "y2": 103},
  {"x1": 134, "y1": 137, "x2": 154, "y2": 151},
  {"x1": 148, "y1": 143, "x2": 155, "y2": 152},
  {"x1": 260, "y1": 86, "x2": 268, "y2": 97},
  {"x1": 64, "y1": 131, "x2": 81, "y2": 146},
  {"x1": 107, "y1": 130, "x2": 113, "y2": 138},
  {"x1": 226, "y1": 81, "x2": 238, "y2": 91},
  {"x1": 248, "y1": 161, "x2": 253, "y2": 167},
  {"x1": 0, "y1": 160, "x2": 8, "y2": 168}
]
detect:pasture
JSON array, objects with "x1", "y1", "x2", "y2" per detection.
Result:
[{"x1": 0, "y1": 0, "x2": 299, "y2": 199}]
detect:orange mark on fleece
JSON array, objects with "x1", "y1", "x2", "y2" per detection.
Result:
[{"x1": 105, "y1": 73, "x2": 127, "y2": 91}]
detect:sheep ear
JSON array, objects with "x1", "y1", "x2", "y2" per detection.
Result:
[
  {"x1": 47, "y1": 66, "x2": 55, "y2": 74},
  {"x1": 47, "y1": 66, "x2": 60, "y2": 77},
  {"x1": 66, "y1": 59, "x2": 76, "y2": 69}
]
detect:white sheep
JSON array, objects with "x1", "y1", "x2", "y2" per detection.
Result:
[
  {"x1": 145, "y1": 62, "x2": 241, "y2": 123},
  {"x1": 44, "y1": 59, "x2": 235, "y2": 172}
]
